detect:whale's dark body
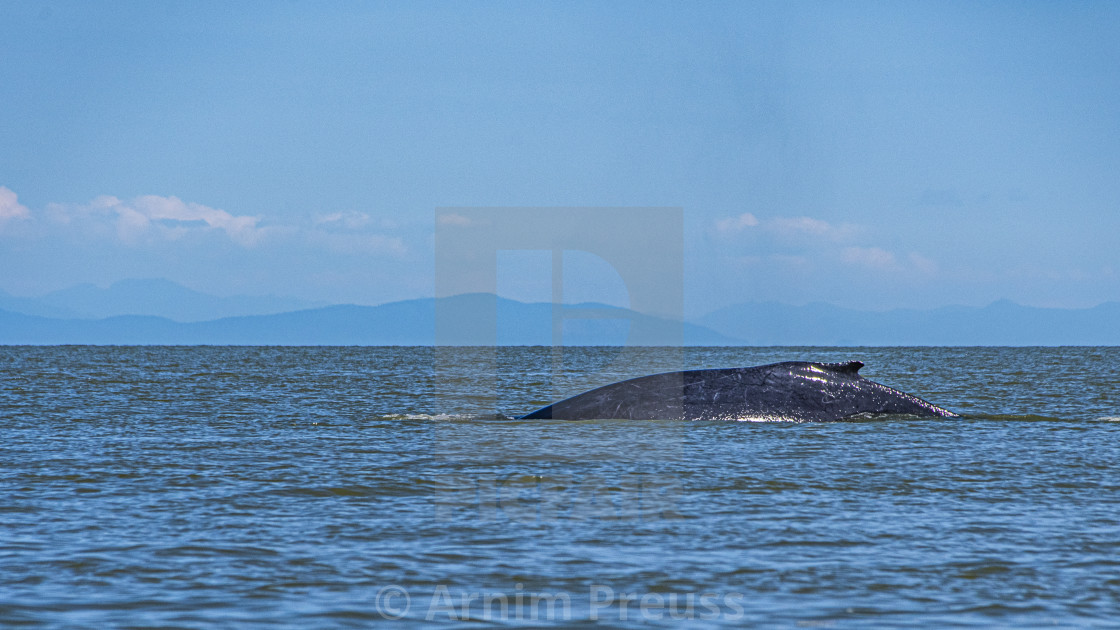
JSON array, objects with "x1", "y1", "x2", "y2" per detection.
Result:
[{"x1": 519, "y1": 361, "x2": 957, "y2": 421}]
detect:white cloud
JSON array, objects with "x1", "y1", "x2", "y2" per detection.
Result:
[
  {"x1": 713, "y1": 213, "x2": 859, "y2": 242},
  {"x1": 841, "y1": 246, "x2": 897, "y2": 269},
  {"x1": 308, "y1": 230, "x2": 408, "y2": 257},
  {"x1": 908, "y1": 252, "x2": 938, "y2": 274},
  {"x1": 437, "y1": 213, "x2": 472, "y2": 227},
  {"x1": 23, "y1": 189, "x2": 414, "y2": 259},
  {"x1": 769, "y1": 215, "x2": 830, "y2": 235},
  {"x1": 315, "y1": 211, "x2": 372, "y2": 229},
  {"x1": 47, "y1": 193, "x2": 265, "y2": 246},
  {"x1": 309, "y1": 211, "x2": 409, "y2": 257},
  {"x1": 841, "y1": 248, "x2": 942, "y2": 274},
  {"x1": 714, "y1": 212, "x2": 759, "y2": 234},
  {"x1": 716, "y1": 213, "x2": 942, "y2": 283},
  {"x1": 768, "y1": 216, "x2": 858, "y2": 241},
  {"x1": 0, "y1": 186, "x2": 31, "y2": 224},
  {"x1": 134, "y1": 195, "x2": 264, "y2": 246}
]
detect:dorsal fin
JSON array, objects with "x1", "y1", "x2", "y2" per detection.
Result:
[{"x1": 819, "y1": 360, "x2": 863, "y2": 375}]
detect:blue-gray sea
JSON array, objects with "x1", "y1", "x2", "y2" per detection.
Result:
[{"x1": 2, "y1": 345, "x2": 1120, "y2": 628}]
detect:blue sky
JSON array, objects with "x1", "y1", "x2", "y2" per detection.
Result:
[{"x1": 1, "y1": 1, "x2": 1118, "y2": 316}]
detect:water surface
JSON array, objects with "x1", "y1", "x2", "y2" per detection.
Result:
[{"x1": 2, "y1": 346, "x2": 1119, "y2": 627}]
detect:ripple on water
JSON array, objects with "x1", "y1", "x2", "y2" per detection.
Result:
[{"x1": 2, "y1": 346, "x2": 1120, "y2": 627}]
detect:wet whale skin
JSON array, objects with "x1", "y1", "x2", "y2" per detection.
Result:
[{"x1": 519, "y1": 361, "x2": 958, "y2": 421}]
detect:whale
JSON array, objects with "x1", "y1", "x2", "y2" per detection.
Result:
[{"x1": 518, "y1": 360, "x2": 958, "y2": 421}]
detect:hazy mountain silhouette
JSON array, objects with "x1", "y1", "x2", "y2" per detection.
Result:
[
  {"x1": 0, "y1": 288, "x2": 83, "y2": 319},
  {"x1": 20, "y1": 278, "x2": 325, "y2": 322},
  {"x1": 695, "y1": 299, "x2": 1120, "y2": 346},
  {"x1": 2, "y1": 281, "x2": 1119, "y2": 345},
  {"x1": 0, "y1": 294, "x2": 734, "y2": 345}
]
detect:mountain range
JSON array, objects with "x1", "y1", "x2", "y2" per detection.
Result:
[
  {"x1": 1, "y1": 279, "x2": 1117, "y2": 345},
  {"x1": 0, "y1": 278, "x2": 323, "y2": 322},
  {"x1": 696, "y1": 299, "x2": 1120, "y2": 346},
  {"x1": 0, "y1": 293, "x2": 731, "y2": 345}
]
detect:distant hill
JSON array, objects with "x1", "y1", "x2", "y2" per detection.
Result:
[
  {"x1": 695, "y1": 299, "x2": 1120, "y2": 346},
  {"x1": 16, "y1": 278, "x2": 325, "y2": 322},
  {"x1": 2, "y1": 288, "x2": 1118, "y2": 345},
  {"x1": 0, "y1": 288, "x2": 83, "y2": 319},
  {"x1": 0, "y1": 294, "x2": 734, "y2": 345}
]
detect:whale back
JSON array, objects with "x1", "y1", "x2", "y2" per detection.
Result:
[{"x1": 518, "y1": 360, "x2": 956, "y2": 421}]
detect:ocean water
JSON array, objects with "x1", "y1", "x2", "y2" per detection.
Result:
[{"x1": 2, "y1": 345, "x2": 1119, "y2": 628}]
